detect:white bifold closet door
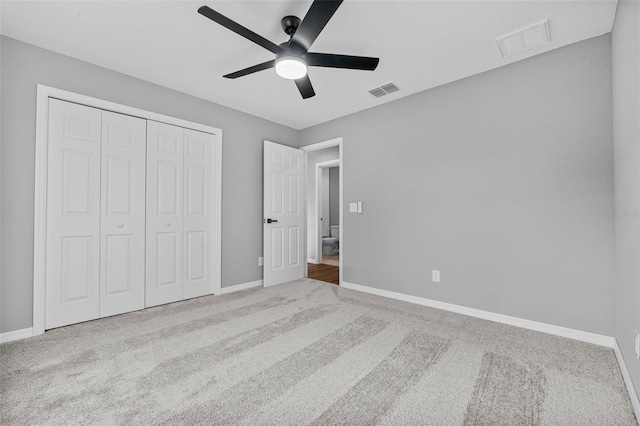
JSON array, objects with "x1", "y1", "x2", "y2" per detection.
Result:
[
  {"x1": 99, "y1": 111, "x2": 146, "y2": 317},
  {"x1": 145, "y1": 121, "x2": 184, "y2": 307},
  {"x1": 45, "y1": 100, "x2": 102, "y2": 329},
  {"x1": 46, "y1": 100, "x2": 147, "y2": 329},
  {"x1": 146, "y1": 121, "x2": 216, "y2": 307},
  {"x1": 182, "y1": 129, "x2": 216, "y2": 299},
  {"x1": 45, "y1": 99, "x2": 219, "y2": 329}
]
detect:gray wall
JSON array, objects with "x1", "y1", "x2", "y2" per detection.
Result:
[
  {"x1": 612, "y1": 0, "x2": 640, "y2": 398},
  {"x1": 306, "y1": 147, "x2": 340, "y2": 261},
  {"x1": 329, "y1": 167, "x2": 340, "y2": 226},
  {"x1": 300, "y1": 35, "x2": 615, "y2": 336},
  {"x1": 0, "y1": 36, "x2": 298, "y2": 333},
  {"x1": 0, "y1": 29, "x2": 629, "y2": 350}
]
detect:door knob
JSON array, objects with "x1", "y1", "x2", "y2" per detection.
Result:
[
  {"x1": 117, "y1": 223, "x2": 124, "y2": 228},
  {"x1": 166, "y1": 222, "x2": 172, "y2": 227},
  {"x1": 265, "y1": 218, "x2": 278, "y2": 224}
]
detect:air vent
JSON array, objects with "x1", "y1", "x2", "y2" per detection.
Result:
[
  {"x1": 369, "y1": 87, "x2": 387, "y2": 98},
  {"x1": 369, "y1": 82, "x2": 400, "y2": 98},
  {"x1": 380, "y1": 83, "x2": 400, "y2": 94},
  {"x1": 496, "y1": 19, "x2": 550, "y2": 58}
]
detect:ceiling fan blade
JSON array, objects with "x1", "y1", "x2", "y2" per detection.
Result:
[
  {"x1": 223, "y1": 60, "x2": 275, "y2": 79},
  {"x1": 306, "y1": 53, "x2": 379, "y2": 71},
  {"x1": 289, "y1": 0, "x2": 343, "y2": 52},
  {"x1": 295, "y1": 75, "x2": 316, "y2": 99},
  {"x1": 198, "y1": 6, "x2": 283, "y2": 54}
]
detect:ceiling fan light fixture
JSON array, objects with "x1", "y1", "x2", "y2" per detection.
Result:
[
  {"x1": 198, "y1": 2, "x2": 380, "y2": 99},
  {"x1": 275, "y1": 56, "x2": 308, "y2": 80}
]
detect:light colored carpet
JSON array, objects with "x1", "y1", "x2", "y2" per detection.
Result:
[{"x1": 1, "y1": 279, "x2": 637, "y2": 425}]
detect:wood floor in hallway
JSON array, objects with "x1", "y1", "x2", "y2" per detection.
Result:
[{"x1": 307, "y1": 263, "x2": 339, "y2": 285}]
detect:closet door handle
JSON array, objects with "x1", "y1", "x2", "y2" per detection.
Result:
[
  {"x1": 166, "y1": 222, "x2": 172, "y2": 227},
  {"x1": 117, "y1": 223, "x2": 124, "y2": 229}
]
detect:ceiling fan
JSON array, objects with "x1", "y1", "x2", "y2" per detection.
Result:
[{"x1": 198, "y1": 0, "x2": 380, "y2": 99}]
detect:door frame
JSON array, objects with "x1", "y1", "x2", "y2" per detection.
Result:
[
  {"x1": 313, "y1": 159, "x2": 340, "y2": 266},
  {"x1": 300, "y1": 137, "x2": 343, "y2": 285},
  {"x1": 33, "y1": 84, "x2": 223, "y2": 336}
]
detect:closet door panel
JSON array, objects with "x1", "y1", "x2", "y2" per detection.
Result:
[
  {"x1": 99, "y1": 111, "x2": 146, "y2": 317},
  {"x1": 146, "y1": 121, "x2": 184, "y2": 307},
  {"x1": 45, "y1": 99, "x2": 101, "y2": 329},
  {"x1": 183, "y1": 129, "x2": 216, "y2": 299}
]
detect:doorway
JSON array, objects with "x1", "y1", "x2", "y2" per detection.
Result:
[{"x1": 301, "y1": 138, "x2": 343, "y2": 285}]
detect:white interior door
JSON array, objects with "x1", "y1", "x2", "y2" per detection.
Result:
[
  {"x1": 45, "y1": 99, "x2": 101, "y2": 329},
  {"x1": 99, "y1": 110, "x2": 146, "y2": 317},
  {"x1": 183, "y1": 129, "x2": 216, "y2": 299},
  {"x1": 263, "y1": 141, "x2": 305, "y2": 287},
  {"x1": 146, "y1": 120, "x2": 184, "y2": 307}
]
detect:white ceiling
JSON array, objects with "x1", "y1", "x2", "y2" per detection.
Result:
[{"x1": 1, "y1": 1, "x2": 617, "y2": 130}]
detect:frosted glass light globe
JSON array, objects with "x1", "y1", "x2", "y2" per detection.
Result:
[{"x1": 275, "y1": 56, "x2": 308, "y2": 80}]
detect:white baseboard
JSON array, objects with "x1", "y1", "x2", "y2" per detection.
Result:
[
  {"x1": 308, "y1": 258, "x2": 320, "y2": 264},
  {"x1": 220, "y1": 280, "x2": 263, "y2": 294},
  {"x1": 0, "y1": 327, "x2": 34, "y2": 344},
  {"x1": 341, "y1": 281, "x2": 615, "y2": 348},
  {"x1": 613, "y1": 340, "x2": 640, "y2": 419}
]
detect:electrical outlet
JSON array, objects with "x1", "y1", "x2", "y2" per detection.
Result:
[
  {"x1": 432, "y1": 270, "x2": 440, "y2": 283},
  {"x1": 635, "y1": 331, "x2": 639, "y2": 360},
  {"x1": 258, "y1": 257, "x2": 264, "y2": 267}
]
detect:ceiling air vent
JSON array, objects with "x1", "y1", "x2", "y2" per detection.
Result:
[
  {"x1": 380, "y1": 82, "x2": 400, "y2": 94},
  {"x1": 496, "y1": 19, "x2": 550, "y2": 58},
  {"x1": 369, "y1": 87, "x2": 387, "y2": 98},
  {"x1": 369, "y1": 82, "x2": 400, "y2": 98}
]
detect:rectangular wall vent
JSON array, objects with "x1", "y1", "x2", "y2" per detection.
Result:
[
  {"x1": 496, "y1": 19, "x2": 550, "y2": 58},
  {"x1": 369, "y1": 82, "x2": 400, "y2": 98}
]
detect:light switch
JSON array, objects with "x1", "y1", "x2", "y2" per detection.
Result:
[
  {"x1": 349, "y1": 202, "x2": 358, "y2": 213},
  {"x1": 357, "y1": 201, "x2": 363, "y2": 214}
]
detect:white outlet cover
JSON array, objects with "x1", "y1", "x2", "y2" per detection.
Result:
[
  {"x1": 432, "y1": 270, "x2": 441, "y2": 283},
  {"x1": 349, "y1": 202, "x2": 358, "y2": 213},
  {"x1": 258, "y1": 257, "x2": 264, "y2": 266}
]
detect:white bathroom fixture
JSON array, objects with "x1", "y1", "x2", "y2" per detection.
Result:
[{"x1": 322, "y1": 225, "x2": 340, "y2": 255}]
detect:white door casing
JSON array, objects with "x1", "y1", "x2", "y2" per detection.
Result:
[
  {"x1": 45, "y1": 99, "x2": 102, "y2": 329},
  {"x1": 183, "y1": 129, "x2": 217, "y2": 299},
  {"x1": 146, "y1": 120, "x2": 184, "y2": 307},
  {"x1": 263, "y1": 141, "x2": 305, "y2": 287},
  {"x1": 99, "y1": 111, "x2": 146, "y2": 317}
]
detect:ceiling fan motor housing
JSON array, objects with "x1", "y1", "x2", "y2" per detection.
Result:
[{"x1": 277, "y1": 43, "x2": 306, "y2": 60}]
